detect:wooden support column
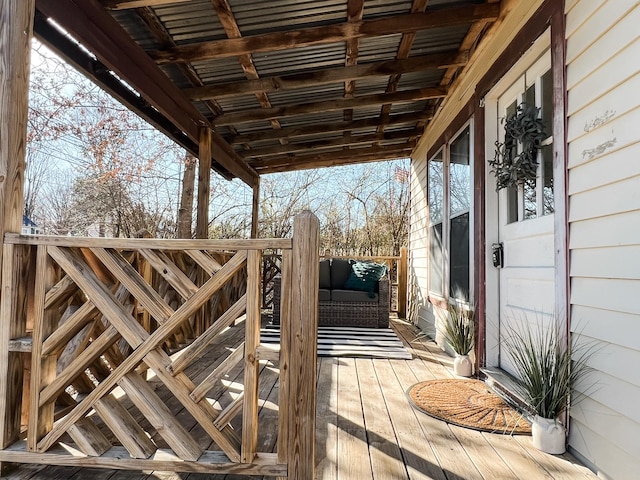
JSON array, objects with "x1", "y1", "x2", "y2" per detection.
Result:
[
  {"x1": 241, "y1": 249, "x2": 261, "y2": 462},
  {"x1": 0, "y1": 1, "x2": 35, "y2": 472},
  {"x1": 196, "y1": 127, "x2": 212, "y2": 239},
  {"x1": 397, "y1": 247, "x2": 408, "y2": 318},
  {"x1": 287, "y1": 211, "x2": 319, "y2": 479},
  {"x1": 250, "y1": 178, "x2": 260, "y2": 239}
]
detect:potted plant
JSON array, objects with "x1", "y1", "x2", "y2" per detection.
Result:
[
  {"x1": 502, "y1": 321, "x2": 594, "y2": 454},
  {"x1": 441, "y1": 304, "x2": 475, "y2": 377}
]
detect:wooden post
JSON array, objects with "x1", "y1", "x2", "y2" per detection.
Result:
[
  {"x1": 0, "y1": 0, "x2": 35, "y2": 472},
  {"x1": 276, "y1": 250, "x2": 292, "y2": 480},
  {"x1": 250, "y1": 177, "x2": 260, "y2": 239},
  {"x1": 397, "y1": 247, "x2": 408, "y2": 318},
  {"x1": 241, "y1": 249, "x2": 261, "y2": 462},
  {"x1": 287, "y1": 211, "x2": 319, "y2": 479},
  {"x1": 196, "y1": 127, "x2": 212, "y2": 239},
  {"x1": 177, "y1": 153, "x2": 197, "y2": 239}
]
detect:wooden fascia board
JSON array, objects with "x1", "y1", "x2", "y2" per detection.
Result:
[
  {"x1": 212, "y1": 87, "x2": 446, "y2": 126},
  {"x1": 184, "y1": 51, "x2": 468, "y2": 101},
  {"x1": 150, "y1": 3, "x2": 501, "y2": 64},
  {"x1": 230, "y1": 111, "x2": 432, "y2": 144},
  {"x1": 36, "y1": 0, "x2": 257, "y2": 185}
]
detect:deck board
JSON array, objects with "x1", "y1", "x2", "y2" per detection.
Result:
[{"x1": 5, "y1": 317, "x2": 599, "y2": 480}]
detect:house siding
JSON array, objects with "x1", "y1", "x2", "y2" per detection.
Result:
[
  {"x1": 407, "y1": 155, "x2": 432, "y2": 330},
  {"x1": 565, "y1": 0, "x2": 640, "y2": 478}
]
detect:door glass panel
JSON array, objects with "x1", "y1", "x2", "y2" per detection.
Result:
[
  {"x1": 541, "y1": 69, "x2": 553, "y2": 135},
  {"x1": 505, "y1": 101, "x2": 519, "y2": 224},
  {"x1": 542, "y1": 144, "x2": 554, "y2": 215},
  {"x1": 524, "y1": 179, "x2": 537, "y2": 219}
]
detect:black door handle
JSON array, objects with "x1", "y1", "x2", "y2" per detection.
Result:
[{"x1": 492, "y1": 242, "x2": 504, "y2": 268}]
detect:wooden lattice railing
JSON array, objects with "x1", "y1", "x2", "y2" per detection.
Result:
[{"x1": 0, "y1": 212, "x2": 320, "y2": 478}]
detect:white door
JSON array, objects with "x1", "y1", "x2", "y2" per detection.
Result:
[{"x1": 490, "y1": 52, "x2": 556, "y2": 376}]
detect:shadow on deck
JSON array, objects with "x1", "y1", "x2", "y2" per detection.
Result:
[{"x1": 4, "y1": 316, "x2": 597, "y2": 480}]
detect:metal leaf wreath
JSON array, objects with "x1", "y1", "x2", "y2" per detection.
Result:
[{"x1": 489, "y1": 103, "x2": 548, "y2": 191}]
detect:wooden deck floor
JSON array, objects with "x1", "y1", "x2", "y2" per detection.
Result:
[{"x1": 4, "y1": 318, "x2": 598, "y2": 480}]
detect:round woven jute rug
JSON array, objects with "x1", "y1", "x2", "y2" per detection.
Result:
[{"x1": 408, "y1": 379, "x2": 531, "y2": 435}]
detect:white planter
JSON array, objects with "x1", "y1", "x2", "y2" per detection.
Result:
[
  {"x1": 453, "y1": 354, "x2": 473, "y2": 377},
  {"x1": 532, "y1": 416, "x2": 566, "y2": 454}
]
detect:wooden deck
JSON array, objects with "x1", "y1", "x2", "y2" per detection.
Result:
[{"x1": 4, "y1": 317, "x2": 597, "y2": 480}]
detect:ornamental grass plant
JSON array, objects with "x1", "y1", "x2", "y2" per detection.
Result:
[
  {"x1": 441, "y1": 303, "x2": 475, "y2": 356},
  {"x1": 502, "y1": 320, "x2": 595, "y2": 420}
]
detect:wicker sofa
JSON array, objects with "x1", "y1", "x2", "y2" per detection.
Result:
[{"x1": 272, "y1": 258, "x2": 390, "y2": 328}]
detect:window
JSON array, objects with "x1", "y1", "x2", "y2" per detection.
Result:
[{"x1": 427, "y1": 125, "x2": 472, "y2": 301}]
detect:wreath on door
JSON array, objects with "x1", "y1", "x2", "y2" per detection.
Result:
[{"x1": 489, "y1": 103, "x2": 547, "y2": 191}]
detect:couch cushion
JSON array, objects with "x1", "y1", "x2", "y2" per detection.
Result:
[
  {"x1": 318, "y1": 289, "x2": 331, "y2": 301},
  {"x1": 319, "y1": 259, "x2": 331, "y2": 289},
  {"x1": 344, "y1": 261, "x2": 387, "y2": 297},
  {"x1": 330, "y1": 258, "x2": 352, "y2": 289},
  {"x1": 331, "y1": 289, "x2": 378, "y2": 302}
]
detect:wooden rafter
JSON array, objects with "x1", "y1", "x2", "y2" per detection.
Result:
[
  {"x1": 251, "y1": 144, "x2": 415, "y2": 174},
  {"x1": 344, "y1": 0, "x2": 364, "y2": 124},
  {"x1": 149, "y1": 3, "x2": 501, "y2": 64},
  {"x1": 377, "y1": 0, "x2": 430, "y2": 138},
  {"x1": 134, "y1": 6, "x2": 223, "y2": 119},
  {"x1": 184, "y1": 51, "x2": 467, "y2": 101},
  {"x1": 212, "y1": 87, "x2": 446, "y2": 126},
  {"x1": 36, "y1": 0, "x2": 257, "y2": 185},
  {"x1": 209, "y1": 0, "x2": 285, "y2": 138},
  {"x1": 240, "y1": 129, "x2": 419, "y2": 159},
  {"x1": 230, "y1": 111, "x2": 432, "y2": 145},
  {"x1": 102, "y1": 0, "x2": 190, "y2": 8}
]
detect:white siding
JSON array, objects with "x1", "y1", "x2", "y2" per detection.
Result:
[
  {"x1": 566, "y1": 0, "x2": 640, "y2": 478},
  {"x1": 407, "y1": 156, "x2": 434, "y2": 330}
]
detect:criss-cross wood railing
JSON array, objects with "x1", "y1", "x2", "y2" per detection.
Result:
[{"x1": 0, "y1": 212, "x2": 320, "y2": 478}]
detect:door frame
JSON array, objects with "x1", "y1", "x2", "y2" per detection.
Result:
[
  {"x1": 484, "y1": 32, "x2": 552, "y2": 367},
  {"x1": 472, "y1": 0, "x2": 569, "y2": 370}
]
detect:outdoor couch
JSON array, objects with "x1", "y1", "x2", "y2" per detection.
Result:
[{"x1": 272, "y1": 258, "x2": 390, "y2": 328}]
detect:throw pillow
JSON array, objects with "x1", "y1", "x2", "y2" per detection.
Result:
[
  {"x1": 330, "y1": 258, "x2": 353, "y2": 289},
  {"x1": 344, "y1": 261, "x2": 387, "y2": 298},
  {"x1": 319, "y1": 259, "x2": 331, "y2": 289}
]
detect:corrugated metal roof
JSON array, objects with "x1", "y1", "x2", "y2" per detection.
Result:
[
  {"x1": 83, "y1": 0, "x2": 501, "y2": 175},
  {"x1": 230, "y1": 0, "x2": 347, "y2": 35}
]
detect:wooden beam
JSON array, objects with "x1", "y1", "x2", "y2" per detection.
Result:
[
  {"x1": 150, "y1": 3, "x2": 500, "y2": 64},
  {"x1": 196, "y1": 128, "x2": 212, "y2": 239},
  {"x1": 213, "y1": 87, "x2": 446, "y2": 125},
  {"x1": 185, "y1": 51, "x2": 467, "y2": 101},
  {"x1": 344, "y1": 0, "x2": 364, "y2": 124},
  {"x1": 287, "y1": 212, "x2": 319, "y2": 480},
  {"x1": 209, "y1": 0, "x2": 285, "y2": 136},
  {"x1": 102, "y1": 0, "x2": 190, "y2": 9},
  {"x1": 36, "y1": 0, "x2": 257, "y2": 185},
  {"x1": 241, "y1": 129, "x2": 420, "y2": 159},
  {"x1": 0, "y1": 1, "x2": 34, "y2": 467},
  {"x1": 231, "y1": 111, "x2": 431, "y2": 144},
  {"x1": 252, "y1": 145, "x2": 414, "y2": 174},
  {"x1": 251, "y1": 179, "x2": 260, "y2": 239},
  {"x1": 377, "y1": 0, "x2": 430, "y2": 136}
]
